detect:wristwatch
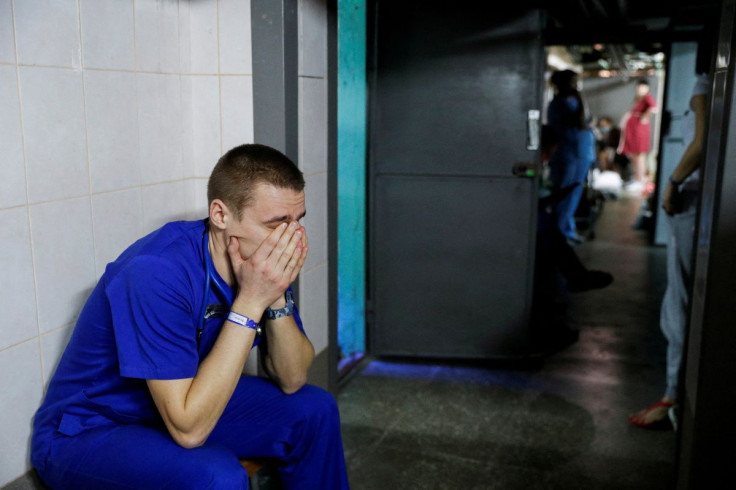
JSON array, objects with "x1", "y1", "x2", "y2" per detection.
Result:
[{"x1": 265, "y1": 288, "x2": 295, "y2": 319}]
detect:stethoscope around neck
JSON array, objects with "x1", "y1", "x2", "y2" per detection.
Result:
[{"x1": 198, "y1": 221, "x2": 261, "y2": 347}]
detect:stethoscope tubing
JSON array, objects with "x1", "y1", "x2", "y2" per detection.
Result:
[{"x1": 199, "y1": 230, "x2": 230, "y2": 344}]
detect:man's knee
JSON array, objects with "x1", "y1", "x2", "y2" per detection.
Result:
[
  {"x1": 175, "y1": 445, "x2": 250, "y2": 490},
  {"x1": 293, "y1": 384, "x2": 340, "y2": 424}
]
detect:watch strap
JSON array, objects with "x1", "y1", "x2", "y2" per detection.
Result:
[{"x1": 265, "y1": 288, "x2": 295, "y2": 319}]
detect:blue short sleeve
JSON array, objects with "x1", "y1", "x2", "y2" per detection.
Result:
[{"x1": 105, "y1": 255, "x2": 198, "y2": 380}]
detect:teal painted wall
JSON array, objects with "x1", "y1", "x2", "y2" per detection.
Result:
[{"x1": 337, "y1": 0, "x2": 366, "y2": 363}]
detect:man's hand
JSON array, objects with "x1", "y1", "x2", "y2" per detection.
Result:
[
  {"x1": 662, "y1": 183, "x2": 682, "y2": 216},
  {"x1": 227, "y1": 222, "x2": 307, "y2": 311},
  {"x1": 269, "y1": 228, "x2": 309, "y2": 309}
]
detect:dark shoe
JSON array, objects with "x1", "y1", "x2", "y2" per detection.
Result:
[{"x1": 567, "y1": 270, "x2": 613, "y2": 293}]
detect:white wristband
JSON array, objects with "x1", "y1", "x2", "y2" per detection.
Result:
[{"x1": 226, "y1": 311, "x2": 259, "y2": 330}]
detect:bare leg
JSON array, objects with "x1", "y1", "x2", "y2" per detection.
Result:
[{"x1": 633, "y1": 152, "x2": 647, "y2": 182}]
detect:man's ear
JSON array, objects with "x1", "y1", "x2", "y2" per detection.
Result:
[{"x1": 209, "y1": 199, "x2": 231, "y2": 230}]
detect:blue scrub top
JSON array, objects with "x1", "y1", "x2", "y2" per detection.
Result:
[
  {"x1": 31, "y1": 219, "x2": 305, "y2": 464},
  {"x1": 547, "y1": 95, "x2": 596, "y2": 188}
]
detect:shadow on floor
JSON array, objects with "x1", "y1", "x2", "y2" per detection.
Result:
[{"x1": 338, "y1": 195, "x2": 677, "y2": 490}]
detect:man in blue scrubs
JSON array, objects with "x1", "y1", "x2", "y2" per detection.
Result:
[{"x1": 31, "y1": 144, "x2": 350, "y2": 489}]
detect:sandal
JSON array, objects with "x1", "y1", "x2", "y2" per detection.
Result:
[{"x1": 629, "y1": 400, "x2": 675, "y2": 430}]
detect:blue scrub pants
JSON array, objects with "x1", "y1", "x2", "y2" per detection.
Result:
[
  {"x1": 38, "y1": 377, "x2": 350, "y2": 489},
  {"x1": 554, "y1": 183, "x2": 584, "y2": 240},
  {"x1": 549, "y1": 127, "x2": 595, "y2": 241}
]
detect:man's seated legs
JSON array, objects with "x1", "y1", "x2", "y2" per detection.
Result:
[
  {"x1": 209, "y1": 376, "x2": 349, "y2": 490},
  {"x1": 41, "y1": 376, "x2": 348, "y2": 490},
  {"x1": 42, "y1": 424, "x2": 250, "y2": 490}
]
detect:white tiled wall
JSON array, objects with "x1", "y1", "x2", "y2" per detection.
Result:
[
  {"x1": 0, "y1": 0, "x2": 290, "y2": 485},
  {"x1": 298, "y1": 0, "x2": 329, "y2": 355}
]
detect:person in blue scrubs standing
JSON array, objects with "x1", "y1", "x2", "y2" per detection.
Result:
[
  {"x1": 546, "y1": 69, "x2": 597, "y2": 245},
  {"x1": 31, "y1": 144, "x2": 350, "y2": 489}
]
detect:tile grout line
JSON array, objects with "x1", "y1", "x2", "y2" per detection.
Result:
[
  {"x1": 77, "y1": 0, "x2": 99, "y2": 285},
  {"x1": 10, "y1": 0, "x2": 46, "y2": 386}
]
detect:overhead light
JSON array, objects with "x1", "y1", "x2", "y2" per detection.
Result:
[{"x1": 547, "y1": 46, "x2": 581, "y2": 73}]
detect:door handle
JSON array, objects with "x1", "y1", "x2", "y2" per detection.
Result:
[
  {"x1": 512, "y1": 161, "x2": 538, "y2": 178},
  {"x1": 527, "y1": 109, "x2": 540, "y2": 150}
]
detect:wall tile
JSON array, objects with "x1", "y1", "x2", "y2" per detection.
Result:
[
  {"x1": 85, "y1": 70, "x2": 141, "y2": 193},
  {"x1": 40, "y1": 326, "x2": 73, "y2": 389},
  {"x1": 303, "y1": 173, "x2": 327, "y2": 270},
  {"x1": 20, "y1": 66, "x2": 88, "y2": 203},
  {"x1": 30, "y1": 198, "x2": 96, "y2": 334},
  {"x1": 218, "y1": 0, "x2": 252, "y2": 75},
  {"x1": 299, "y1": 77, "x2": 327, "y2": 176},
  {"x1": 299, "y1": 0, "x2": 327, "y2": 77},
  {"x1": 220, "y1": 76, "x2": 254, "y2": 151},
  {"x1": 91, "y1": 188, "x2": 143, "y2": 278},
  {"x1": 135, "y1": 0, "x2": 180, "y2": 73},
  {"x1": 181, "y1": 179, "x2": 198, "y2": 220},
  {"x1": 137, "y1": 73, "x2": 184, "y2": 184},
  {"x1": 0, "y1": 0, "x2": 15, "y2": 64},
  {"x1": 181, "y1": 75, "x2": 221, "y2": 178},
  {"x1": 181, "y1": 0, "x2": 218, "y2": 74},
  {"x1": 299, "y1": 263, "x2": 328, "y2": 352},
  {"x1": 0, "y1": 66, "x2": 26, "y2": 208},
  {"x1": 177, "y1": 0, "x2": 191, "y2": 72},
  {"x1": 193, "y1": 177, "x2": 209, "y2": 219},
  {"x1": 80, "y1": 0, "x2": 135, "y2": 70},
  {"x1": 0, "y1": 208, "x2": 38, "y2": 351},
  {"x1": 141, "y1": 181, "x2": 192, "y2": 234},
  {"x1": 14, "y1": 0, "x2": 80, "y2": 68},
  {"x1": 0, "y1": 340, "x2": 44, "y2": 487}
]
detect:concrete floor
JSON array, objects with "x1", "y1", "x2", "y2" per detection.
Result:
[{"x1": 338, "y1": 193, "x2": 677, "y2": 490}]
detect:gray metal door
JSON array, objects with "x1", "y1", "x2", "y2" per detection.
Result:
[{"x1": 369, "y1": 2, "x2": 544, "y2": 358}]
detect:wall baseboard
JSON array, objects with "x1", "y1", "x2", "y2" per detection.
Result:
[{"x1": 3, "y1": 468, "x2": 48, "y2": 490}]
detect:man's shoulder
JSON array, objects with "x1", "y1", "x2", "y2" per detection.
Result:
[{"x1": 103, "y1": 219, "x2": 205, "y2": 279}]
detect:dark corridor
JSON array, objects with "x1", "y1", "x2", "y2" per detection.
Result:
[{"x1": 338, "y1": 194, "x2": 676, "y2": 489}]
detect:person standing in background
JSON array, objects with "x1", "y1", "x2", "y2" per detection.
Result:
[
  {"x1": 629, "y1": 44, "x2": 711, "y2": 430},
  {"x1": 618, "y1": 79, "x2": 658, "y2": 193},
  {"x1": 546, "y1": 69, "x2": 597, "y2": 245}
]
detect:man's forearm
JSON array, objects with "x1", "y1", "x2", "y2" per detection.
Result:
[
  {"x1": 671, "y1": 142, "x2": 703, "y2": 183},
  {"x1": 262, "y1": 316, "x2": 315, "y2": 394},
  {"x1": 148, "y1": 303, "x2": 260, "y2": 448}
]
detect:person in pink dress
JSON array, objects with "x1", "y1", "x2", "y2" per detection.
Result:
[{"x1": 618, "y1": 79, "x2": 657, "y2": 191}]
